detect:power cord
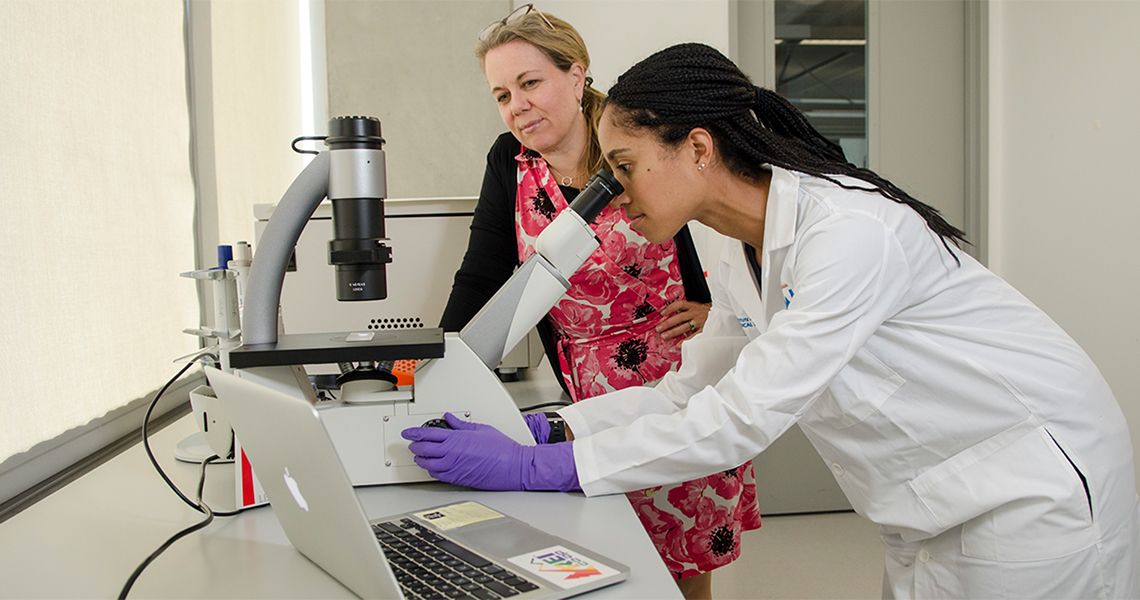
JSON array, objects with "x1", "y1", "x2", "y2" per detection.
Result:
[
  {"x1": 118, "y1": 455, "x2": 222, "y2": 599},
  {"x1": 141, "y1": 358, "x2": 214, "y2": 510},
  {"x1": 119, "y1": 358, "x2": 246, "y2": 599}
]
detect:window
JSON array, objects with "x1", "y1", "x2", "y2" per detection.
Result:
[{"x1": 775, "y1": 0, "x2": 867, "y2": 167}]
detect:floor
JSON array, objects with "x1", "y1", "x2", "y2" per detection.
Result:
[{"x1": 712, "y1": 511, "x2": 884, "y2": 600}]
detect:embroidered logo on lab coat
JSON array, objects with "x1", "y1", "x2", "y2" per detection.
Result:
[
  {"x1": 783, "y1": 287, "x2": 795, "y2": 308},
  {"x1": 737, "y1": 316, "x2": 755, "y2": 329}
]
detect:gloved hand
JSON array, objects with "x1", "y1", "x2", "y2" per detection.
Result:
[
  {"x1": 523, "y1": 412, "x2": 551, "y2": 444},
  {"x1": 401, "y1": 413, "x2": 579, "y2": 492}
]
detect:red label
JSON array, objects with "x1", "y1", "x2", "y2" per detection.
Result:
[{"x1": 241, "y1": 448, "x2": 254, "y2": 506}]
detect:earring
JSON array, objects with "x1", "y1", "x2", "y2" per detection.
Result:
[
  {"x1": 578, "y1": 99, "x2": 584, "y2": 113},
  {"x1": 697, "y1": 163, "x2": 706, "y2": 172}
]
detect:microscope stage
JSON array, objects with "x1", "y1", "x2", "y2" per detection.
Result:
[{"x1": 229, "y1": 328, "x2": 444, "y2": 369}]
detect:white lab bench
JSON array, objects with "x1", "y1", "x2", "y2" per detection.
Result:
[{"x1": 0, "y1": 369, "x2": 679, "y2": 599}]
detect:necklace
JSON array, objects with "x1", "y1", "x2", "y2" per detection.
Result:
[{"x1": 548, "y1": 163, "x2": 579, "y2": 188}]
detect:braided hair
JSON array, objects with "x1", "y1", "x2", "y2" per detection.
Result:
[{"x1": 605, "y1": 43, "x2": 968, "y2": 255}]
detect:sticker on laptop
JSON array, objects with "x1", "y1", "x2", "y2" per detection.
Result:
[
  {"x1": 507, "y1": 545, "x2": 621, "y2": 589},
  {"x1": 412, "y1": 501, "x2": 504, "y2": 531}
]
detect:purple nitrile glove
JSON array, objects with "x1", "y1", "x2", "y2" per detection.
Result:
[
  {"x1": 523, "y1": 412, "x2": 551, "y2": 444},
  {"x1": 401, "y1": 412, "x2": 579, "y2": 492}
]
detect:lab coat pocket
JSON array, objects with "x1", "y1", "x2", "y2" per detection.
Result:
[
  {"x1": 909, "y1": 421, "x2": 1098, "y2": 561},
  {"x1": 815, "y1": 350, "x2": 904, "y2": 429},
  {"x1": 959, "y1": 428, "x2": 1097, "y2": 562}
]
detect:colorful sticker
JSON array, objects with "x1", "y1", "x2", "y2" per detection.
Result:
[
  {"x1": 412, "y1": 501, "x2": 504, "y2": 531},
  {"x1": 508, "y1": 545, "x2": 621, "y2": 589}
]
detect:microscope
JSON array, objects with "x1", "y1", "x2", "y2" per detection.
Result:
[{"x1": 200, "y1": 116, "x2": 622, "y2": 508}]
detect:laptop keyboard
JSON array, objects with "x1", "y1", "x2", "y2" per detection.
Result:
[{"x1": 374, "y1": 518, "x2": 543, "y2": 600}]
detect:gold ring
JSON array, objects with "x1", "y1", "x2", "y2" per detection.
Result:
[{"x1": 687, "y1": 320, "x2": 697, "y2": 333}]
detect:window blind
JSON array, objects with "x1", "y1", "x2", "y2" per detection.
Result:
[{"x1": 0, "y1": 0, "x2": 199, "y2": 464}]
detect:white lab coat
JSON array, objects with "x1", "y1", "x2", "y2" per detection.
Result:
[{"x1": 559, "y1": 166, "x2": 1139, "y2": 597}]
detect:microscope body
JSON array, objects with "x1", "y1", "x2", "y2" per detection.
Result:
[
  {"x1": 232, "y1": 334, "x2": 529, "y2": 505},
  {"x1": 208, "y1": 116, "x2": 620, "y2": 508},
  {"x1": 214, "y1": 117, "x2": 529, "y2": 507}
]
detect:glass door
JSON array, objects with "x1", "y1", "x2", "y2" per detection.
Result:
[{"x1": 774, "y1": 0, "x2": 867, "y2": 166}]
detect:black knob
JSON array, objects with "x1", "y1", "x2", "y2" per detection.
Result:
[{"x1": 326, "y1": 116, "x2": 384, "y2": 150}]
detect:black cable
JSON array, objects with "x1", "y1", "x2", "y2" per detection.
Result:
[
  {"x1": 122, "y1": 360, "x2": 250, "y2": 598},
  {"x1": 141, "y1": 355, "x2": 246, "y2": 516},
  {"x1": 517, "y1": 401, "x2": 571, "y2": 413},
  {"x1": 140, "y1": 358, "x2": 207, "y2": 511},
  {"x1": 140, "y1": 355, "x2": 245, "y2": 516},
  {"x1": 118, "y1": 455, "x2": 225, "y2": 599}
]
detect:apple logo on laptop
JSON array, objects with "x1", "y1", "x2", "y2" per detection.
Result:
[{"x1": 283, "y1": 467, "x2": 309, "y2": 511}]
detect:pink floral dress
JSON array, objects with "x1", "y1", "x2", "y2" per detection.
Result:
[{"x1": 513, "y1": 148, "x2": 761, "y2": 579}]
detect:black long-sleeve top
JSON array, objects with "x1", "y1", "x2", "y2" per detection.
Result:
[{"x1": 440, "y1": 132, "x2": 710, "y2": 391}]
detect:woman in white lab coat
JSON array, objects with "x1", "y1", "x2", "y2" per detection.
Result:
[{"x1": 404, "y1": 43, "x2": 1139, "y2": 598}]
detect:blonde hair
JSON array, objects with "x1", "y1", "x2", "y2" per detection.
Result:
[{"x1": 476, "y1": 10, "x2": 607, "y2": 177}]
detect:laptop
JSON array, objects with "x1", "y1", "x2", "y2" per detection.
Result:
[{"x1": 203, "y1": 366, "x2": 629, "y2": 599}]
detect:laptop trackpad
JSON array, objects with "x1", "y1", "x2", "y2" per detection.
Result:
[
  {"x1": 446, "y1": 516, "x2": 561, "y2": 558},
  {"x1": 410, "y1": 501, "x2": 629, "y2": 593}
]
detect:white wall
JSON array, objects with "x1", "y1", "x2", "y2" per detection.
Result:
[
  {"x1": 870, "y1": 0, "x2": 966, "y2": 231},
  {"x1": 533, "y1": 0, "x2": 733, "y2": 275},
  {"x1": 988, "y1": 0, "x2": 1140, "y2": 484},
  {"x1": 325, "y1": 0, "x2": 507, "y2": 198},
  {"x1": 532, "y1": 0, "x2": 731, "y2": 91}
]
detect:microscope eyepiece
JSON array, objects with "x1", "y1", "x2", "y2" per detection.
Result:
[
  {"x1": 327, "y1": 116, "x2": 384, "y2": 150},
  {"x1": 568, "y1": 170, "x2": 625, "y2": 223}
]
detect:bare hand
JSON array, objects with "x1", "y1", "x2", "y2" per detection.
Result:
[{"x1": 656, "y1": 299, "x2": 711, "y2": 341}]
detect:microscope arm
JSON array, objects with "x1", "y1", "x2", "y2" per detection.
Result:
[{"x1": 242, "y1": 152, "x2": 331, "y2": 346}]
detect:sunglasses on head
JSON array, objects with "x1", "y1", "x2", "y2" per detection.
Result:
[{"x1": 478, "y1": 3, "x2": 555, "y2": 41}]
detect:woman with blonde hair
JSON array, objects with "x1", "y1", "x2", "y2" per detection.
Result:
[{"x1": 438, "y1": 7, "x2": 760, "y2": 598}]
